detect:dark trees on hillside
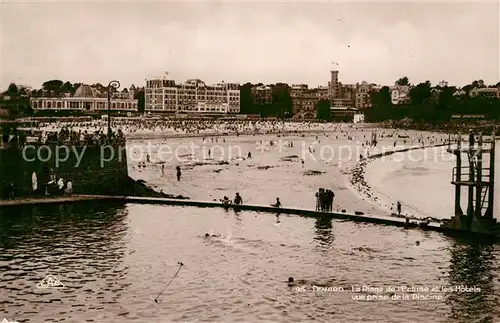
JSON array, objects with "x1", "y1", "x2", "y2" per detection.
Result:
[
  {"x1": 395, "y1": 77, "x2": 410, "y2": 86},
  {"x1": 134, "y1": 89, "x2": 145, "y2": 113},
  {"x1": 367, "y1": 78, "x2": 500, "y2": 122},
  {"x1": 315, "y1": 99, "x2": 331, "y2": 121}
]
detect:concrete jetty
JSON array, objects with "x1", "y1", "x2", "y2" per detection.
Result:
[
  {"x1": 0, "y1": 195, "x2": 116, "y2": 207},
  {"x1": 1, "y1": 194, "x2": 482, "y2": 238}
]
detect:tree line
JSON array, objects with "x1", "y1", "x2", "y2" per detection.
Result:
[
  {"x1": 239, "y1": 83, "x2": 293, "y2": 118},
  {"x1": 366, "y1": 78, "x2": 500, "y2": 122},
  {"x1": 2, "y1": 77, "x2": 500, "y2": 121}
]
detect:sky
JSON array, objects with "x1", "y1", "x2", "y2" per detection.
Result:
[{"x1": 0, "y1": 0, "x2": 499, "y2": 91}]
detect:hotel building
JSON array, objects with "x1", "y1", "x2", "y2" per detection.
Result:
[
  {"x1": 145, "y1": 78, "x2": 240, "y2": 114},
  {"x1": 290, "y1": 85, "x2": 329, "y2": 118},
  {"x1": 30, "y1": 84, "x2": 138, "y2": 112},
  {"x1": 251, "y1": 85, "x2": 272, "y2": 105},
  {"x1": 354, "y1": 81, "x2": 375, "y2": 109}
]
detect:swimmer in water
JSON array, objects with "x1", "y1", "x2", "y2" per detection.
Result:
[
  {"x1": 204, "y1": 233, "x2": 220, "y2": 238},
  {"x1": 288, "y1": 277, "x2": 294, "y2": 287}
]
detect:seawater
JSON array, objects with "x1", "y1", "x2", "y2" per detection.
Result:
[
  {"x1": 2, "y1": 130, "x2": 500, "y2": 322},
  {"x1": 0, "y1": 202, "x2": 499, "y2": 322},
  {"x1": 365, "y1": 144, "x2": 500, "y2": 220}
]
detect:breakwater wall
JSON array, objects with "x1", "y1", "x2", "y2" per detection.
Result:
[
  {"x1": 2, "y1": 194, "x2": 496, "y2": 239},
  {"x1": 366, "y1": 143, "x2": 448, "y2": 161}
]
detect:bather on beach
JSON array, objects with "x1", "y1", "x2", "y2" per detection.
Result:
[{"x1": 176, "y1": 166, "x2": 181, "y2": 181}]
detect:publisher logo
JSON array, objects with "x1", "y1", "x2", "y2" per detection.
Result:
[
  {"x1": 1, "y1": 318, "x2": 19, "y2": 323},
  {"x1": 36, "y1": 275, "x2": 64, "y2": 289}
]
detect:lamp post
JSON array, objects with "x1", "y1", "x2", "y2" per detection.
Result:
[{"x1": 107, "y1": 80, "x2": 120, "y2": 135}]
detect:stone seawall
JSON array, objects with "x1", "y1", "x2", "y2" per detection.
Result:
[
  {"x1": 0, "y1": 143, "x2": 189, "y2": 199},
  {"x1": 0, "y1": 144, "x2": 128, "y2": 196}
]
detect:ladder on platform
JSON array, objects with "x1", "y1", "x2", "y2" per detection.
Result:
[{"x1": 473, "y1": 185, "x2": 489, "y2": 211}]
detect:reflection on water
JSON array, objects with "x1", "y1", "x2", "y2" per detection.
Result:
[
  {"x1": 0, "y1": 201, "x2": 130, "y2": 321},
  {"x1": 313, "y1": 216, "x2": 334, "y2": 248},
  {"x1": 0, "y1": 202, "x2": 499, "y2": 322},
  {"x1": 447, "y1": 237, "x2": 499, "y2": 322}
]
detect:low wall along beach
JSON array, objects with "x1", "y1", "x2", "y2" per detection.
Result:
[{"x1": 0, "y1": 143, "x2": 128, "y2": 196}]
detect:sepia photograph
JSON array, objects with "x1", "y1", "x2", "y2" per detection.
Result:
[{"x1": 0, "y1": 0, "x2": 499, "y2": 322}]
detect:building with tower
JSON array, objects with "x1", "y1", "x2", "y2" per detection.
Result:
[{"x1": 328, "y1": 70, "x2": 341, "y2": 100}]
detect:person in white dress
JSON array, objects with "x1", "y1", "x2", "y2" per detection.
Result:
[
  {"x1": 57, "y1": 178, "x2": 64, "y2": 194},
  {"x1": 32, "y1": 172, "x2": 38, "y2": 194},
  {"x1": 65, "y1": 181, "x2": 73, "y2": 195}
]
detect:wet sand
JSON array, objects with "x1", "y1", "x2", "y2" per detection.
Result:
[{"x1": 346, "y1": 142, "x2": 449, "y2": 222}]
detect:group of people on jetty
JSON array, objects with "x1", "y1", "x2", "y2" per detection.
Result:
[
  {"x1": 219, "y1": 193, "x2": 243, "y2": 206},
  {"x1": 315, "y1": 188, "x2": 335, "y2": 211},
  {"x1": 217, "y1": 193, "x2": 282, "y2": 208}
]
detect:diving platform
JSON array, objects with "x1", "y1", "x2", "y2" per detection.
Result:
[
  {"x1": 447, "y1": 148, "x2": 493, "y2": 154},
  {"x1": 450, "y1": 181, "x2": 491, "y2": 187},
  {"x1": 442, "y1": 129, "x2": 500, "y2": 237}
]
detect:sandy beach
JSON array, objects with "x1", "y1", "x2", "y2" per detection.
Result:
[
  {"x1": 17, "y1": 119, "x2": 451, "y2": 218},
  {"x1": 124, "y1": 124, "x2": 449, "y2": 217}
]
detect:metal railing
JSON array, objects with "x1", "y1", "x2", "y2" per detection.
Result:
[{"x1": 452, "y1": 166, "x2": 491, "y2": 183}]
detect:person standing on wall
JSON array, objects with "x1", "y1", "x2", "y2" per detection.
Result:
[
  {"x1": 65, "y1": 179, "x2": 73, "y2": 195},
  {"x1": 234, "y1": 192, "x2": 243, "y2": 205},
  {"x1": 32, "y1": 172, "x2": 38, "y2": 195},
  {"x1": 271, "y1": 197, "x2": 282, "y2": 208},
  {"x1": 326, "y1": 189, "x2": 335, "y2": 211},
  {"x1": 57, "y1": 178, "x2": 65, "y2": 195}
]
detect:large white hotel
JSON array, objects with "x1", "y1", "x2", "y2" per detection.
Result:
[{"x1": 145, "y1": 78, "x2": 240, "y2": 114}]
